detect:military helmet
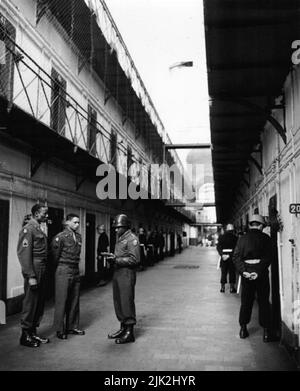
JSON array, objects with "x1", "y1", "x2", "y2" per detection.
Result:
[
  {"x1": 112, "y1": 214, "x2": 130, "y2": 228},
  {"x1": 225, "y1": 223, "x2": 234, "y2": 231},
  {"x1": 249, "y1": 214, "x2": 265, "y2": 225}
]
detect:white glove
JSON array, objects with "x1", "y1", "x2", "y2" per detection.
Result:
[{"x1": 222, "y1": 255, "x2": 230, "y2": 261}]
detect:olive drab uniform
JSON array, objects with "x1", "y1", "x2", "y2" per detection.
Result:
[
  {"x1": 17, "y1": 218, "x2": 48, "y2": 332},
  {"x1": 113, "y1": 229, "x2": 140, "y2": 326},
  {"x1": 51, "y1": 227, "x2": 82, "y2": 332},
  {"x1": 232, "y1": 229, "x2": 273, "y2": 328}
]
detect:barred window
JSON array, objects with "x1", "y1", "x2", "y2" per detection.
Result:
[
  {"x1": 87, "y1": 104, "x2": 97, "y2": 156},
  {"x1": 0, "y1": 13, "x2": 15, "y2": 101},
  {"x1": 50, "y1": 68, "x2": 66, "y2": 135}
]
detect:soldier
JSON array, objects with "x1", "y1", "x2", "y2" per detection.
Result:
[
  {"x1": 51, "y1": 213, "x2": 85, "y2": 340},
  {"x1": 216, "y1": 223, "x2": 238, "y2": 293},
  {"x1": 232, "y1": 214, "x2": 277, "y2": 342},
  {"x1": 138, "y1": 227, "x2": 147, "y2": 271},
  {"x1": 96, "y1": 224, "x2": 110, "y2": 287},
  {"x1": 107, "y1": 214, "x2": 140, "y2": 344},
  {"x1": 158, "y1": 229, "x2": 165, "y2": 260},
  {"x1": 177, "y1": 232, "x2": 182, "y2": 254},
  {"x1": 17, "y1": 203, "x2": 50, "y2": 348}
]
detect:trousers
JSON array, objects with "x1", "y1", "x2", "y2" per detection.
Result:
[
  {"x1": 220, "y1": 258, "x2": 236, "y2": 284},
  {"x1": 113, "y1": 267, "x2": 136, "y2": 325},
  {"x1": 21, "y1": 259, "x2": 47, "y2": 331},
  {"x1": 53, "y1": 264, "x2": 80, "y2": 332}
]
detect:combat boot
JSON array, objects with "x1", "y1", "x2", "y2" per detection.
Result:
[
  {"x1": 108, "y1": 323, "x2": 126, "y2": 339},
  {"x1": 20, "y1": 329, "x2": 40, "y2": 348},
  {"x1": 239, "y1": 324, "x2": 249, "y2": 339},
  {"x1": 220, "y1": 284, "x2": 225, "y2": 293},
  {"x1": 31, "y1": 328, "x2": 50, "y2": 344},
  {"x1": 115, "y1": 325, "x2": 135, "y2": 344},
  {"x1": 263, "y1": 328, "x2": 280, "y2": 343},
  {"x1": 230, "y1": 284, "x2": 237, "y2": 293}
]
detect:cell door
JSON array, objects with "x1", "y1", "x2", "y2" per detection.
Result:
[
  {"x1": 85, "y1": 213, "x2": 96, "y2": 283},
  {"x1": 0, "y1": 200, "x2": 9, "y2": 301}
]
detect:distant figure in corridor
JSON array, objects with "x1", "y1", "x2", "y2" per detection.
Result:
[
  {"x1": 216, "y1": 224, "x2": 238, "y2": 293},
  {"x1": 232, "y1": 214, "x2": 278, "y2": 342}
]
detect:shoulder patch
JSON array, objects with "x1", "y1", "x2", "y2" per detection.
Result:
[
  {"x1": 55, "y1": 237, "x2": 59, "y2": 242},
  {"x1": 133, "y1": 239, "x2": 138, "y2": 246},
  {"x1": 22, "y1": 239, "x2": 29, "y2": 248},
  {"x1": 23, "y1": 228, "x2": 27, "y2": 234}
]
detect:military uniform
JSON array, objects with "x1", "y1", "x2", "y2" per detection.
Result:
[
  {"x1": 113, "y1": 229, "x2": 140, "y2": 326},
  {"x1": 51, "y1": 227, "x2": 82, "y2": 333},
  {"x1": 217, "y1": 231, "x2": 238, "y2": 287},
  {"x1": 232, "y1": 229, "x2": 272, "y2": 328},
  {"x1": 17, "y1": 218, "x2": 48, "y2": 333}
]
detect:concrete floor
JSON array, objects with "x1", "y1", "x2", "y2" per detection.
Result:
[{"x1": 0, "y1": 246, "x2": 297, "y2": 371}]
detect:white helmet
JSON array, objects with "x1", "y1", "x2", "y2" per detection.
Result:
[
  {"x1": 249, "y1": 214, "x2": 265, "y2": 225},
  {"x1": 225, "y1": 224, "x2": 234, "y2": 231}
]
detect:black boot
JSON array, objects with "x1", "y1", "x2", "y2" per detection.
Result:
[
  {"x1": 263, "y1": 328, "x2": 279, "y2": 343},
  {"x1": 31, "y1": 328, "x2": 50, "y2": 344},
  {"x1": 239, "y1": 324, "x2": 249, "y2": 339},
  {"x1": 20, "y1": 329, "x2": 40, "y2": 348},
  {"x1": 108, "y1": 323, "x2": 126, "y2": 339},
  {"x1": 115, "y1": 325, "x2": 135, "y2": 344},
  {"x1": 220, "y1": 284, "x2": 225, "y2": 293},
  {"x1": 230, "y1": 284, "x2": 237, "y2": 293}
]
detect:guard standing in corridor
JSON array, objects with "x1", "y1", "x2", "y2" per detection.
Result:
[
  {"x1": 17, "y1": 203, "x2": 50, "y2": 348},
  {"x1": 51, "y1": 213, "x2": 85, "y2": 339},
  {"x1": 232, "y1": 214, "x2": 277, "y2": 342},
  {"x1": 107, "y1": 214, "x2": 140, "y2": 344},
  {"x1": 216, "y1": 223, "x2": 238, "y2": 293}
]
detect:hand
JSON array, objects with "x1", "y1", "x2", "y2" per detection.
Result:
[
  {"x1": 242, "y1": 272, "x2": 251, "y2": 279},
  {"x1": 249, "y1": 272, "x2": 258, "y2": 280},
  {"x1": 222, "y1": 255, "x2": 230, "y2": 261},
  {"x1": 28, "y1": 277, "x2": 38, "y2": 289}
]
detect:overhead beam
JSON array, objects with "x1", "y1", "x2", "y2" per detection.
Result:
[{"x1": 164, "y1": 143, "x2": 211, "y2": 150}]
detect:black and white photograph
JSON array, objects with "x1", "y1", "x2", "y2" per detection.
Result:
[{"x1": 0, "y1": 0, "x2": 299, "y2": 376}]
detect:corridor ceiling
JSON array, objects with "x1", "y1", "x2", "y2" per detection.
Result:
[{"x1": 203, "y1": 0, "x2": 300, "y2": 223}]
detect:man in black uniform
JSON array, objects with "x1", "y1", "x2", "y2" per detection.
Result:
[
  {"x1": 138, "y1": 227, "x2": 147, "y2": 271},
  {"x1": 217, "y1": 223, "x2": 238, "y2": 293},
  {"x1": 17, "y1": 203, "x2": 50, "y2": 347},
  {"x1": 51, "y1": 213, "x2": 85, "y2": 339},
  {"x1": 232, "y1": 214, "x2": 276, "y2": 342},
  {"x1": 96, "y1": 224, "x2": 110, "y2": 286},
  {"x1": 107, "y1": 214, "x2": 140, "y2": 344},
  {"x1": 158, "y1": 229, "x2": 165, "y2": 261}
]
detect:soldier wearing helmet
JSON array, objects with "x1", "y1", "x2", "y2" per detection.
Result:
[
  {"x1": 106, "y1": 214, "x2": 140, "y2": 344},
  {"x1": 216, "y1": 223, "x2": 238, "y2": 293},
  {"x1": 232, "y1": 214, "x2": 277, "y2": 342}
]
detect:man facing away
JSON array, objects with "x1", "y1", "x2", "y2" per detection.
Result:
[
  {"x1": 216, "y1": 223, "x2": 238, "y2": 293},
  {"x1": 107, "y1": 214, "x2": 140, "y2": 344},
  {"x1": 232, "y1": 214, "x2": 278, "y2": 342},
  {"x1": 51, "y1": 214, "x2": 85, "y2": 339},
  {"x1": 17, "y1": 203, "x2": 50, "y2": 347}
]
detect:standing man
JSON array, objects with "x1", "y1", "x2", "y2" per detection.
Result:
[
  {"x1": 232, "y1": 214, "x2": 276, "y2": 342},
  {"x1": 177, "y1": 232, "x2": 182, "y2": 254},
  {"x1": 96, "y1": 224, "x2": 110, "y2": 287},
  {"x1": 107, "y1": 214, "x2": 140, "y2": 344},
  {"x1": 17, "y1": 203, "x2": 50, "y2": 348},
  {"x1": 51, "y1": 213, "x2": 85, "y2": 340},
  {"x1": 138, "y1": 227, "x2": 147, "y2": 271},
  {"x1": 217, "y1": 223, "x2": 238, "y2": 293}
]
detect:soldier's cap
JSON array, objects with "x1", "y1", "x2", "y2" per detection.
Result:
[
  {"x1": 112, "y1": 214, "x2": 130, "y2": 228},
  {"x1": 249, "y1": 214, "x2": 265, "y2": 225},
  {"x1": 225, "y1": 223, "x2": 234, "y2": 231}
]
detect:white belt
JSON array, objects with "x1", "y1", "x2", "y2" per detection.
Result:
[
  {"x1": 222, "y1": 249, "x2": 233, "y2": 254},
  {"x1": 140, "y1": 244, "x2": 145, "y2": 247},
  {"x1": 148, "y1": 244, "x2": 154, "y2": 247},
  {"x1": 244, "y1": 259, "x2": 261, "y2": 264}
]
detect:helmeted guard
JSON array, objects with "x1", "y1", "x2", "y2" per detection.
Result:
[
  {"x1": 107, "y1": 214, "x2": 140, "y2": 344},
  {"x1": 216, "y1": 223, "x2": 238, "y2": 293},
  {"x1": 51, "y1": 213, "x2": 85, "y2": 340},
  {"x1": 232, "y1": 214, "x2": 277, "y2": 342},
  {"x1": 17, "y1": 204, "x2": 50, "y2": 348},
  {"x1": 138, "y1": 227, "x2": 147, "y2": 271}
]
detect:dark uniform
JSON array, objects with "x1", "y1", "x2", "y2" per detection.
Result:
[
  {"x1": 113, "y1": 229, "x2": 140, "y2": 326},
  {"x1": 217, "y1": 231, "x2": 238, "y2": 289},
  {"x1": 177, "y1": 233, "x2": 182, "y2": 254},
  {"x1": 158, "y1": 231, "x2": 165, "y2": 260},
  {"x1": 97, "y1": 230, "x2": 110, "y2": 283},
  {"x1": 232, "y1": 229, "x2": 272, "y2": 329},
  {"x1": 138, "y1": 230, "x2": 147, "y2": 270},
  {"x1": 51, "y1": 227, "x2": 82, "y2": 333},
  {"x1": 17, "y1": 218, "x2": 48, "y2": 333}
]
